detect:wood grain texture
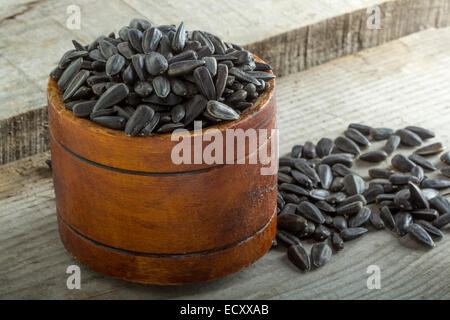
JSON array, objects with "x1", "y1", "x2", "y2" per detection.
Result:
[
  {"x1": 1, "y1": 28, "x2": 450, "y2": 299},
  {"x1": 1, "y1": 0, "x2": 449, "y2": 165}
]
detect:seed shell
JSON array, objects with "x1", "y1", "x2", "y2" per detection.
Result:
[
  {"x1": 408, "y1": 223, "x2": 435, "y2": 247},
  {"x1": 359, "y1": 151, "x2": 388, "y2": 163},
  {"x1": 340, "y1": 227, "x2": 368, "y2": 241},
  {"x1": 311, "y1": 243, "x2": 332, "y2": 268},
  {"x1": 288, "y1": 244, "x2": 311, "y2": 271},
  {"x1": 415, "y1": 142, "x2": 445, "y2": 156},
  {"x1": 335, "y1": 136, "x2": 361, "y2": 155}
]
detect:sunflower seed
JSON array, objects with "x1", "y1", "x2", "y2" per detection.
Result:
[
  {"x1": 280, "y1": 183, "x2": 309, "y2": 197},
  {"x1": 415, "y1": 220, "x2": 443, "y2": 238},
  {"x1": 340, "y1": 227, "x2": 368, "y2": 241},
  {"x1": 291, "y1": 170, "x2": 313, "y2": 189},
  {"x1": 411, "y1": 165, "x2": 425, "y2": 182},
  {"x1": 293, "y1": 161, "x2": 319, "y2": 186},
  {"x1": 277, "y1": 230, "x2": 303, "y2": 248},
  {"x1": 129, "y1": 18, "x2": 151, "y2": 31},
  {"x1": 124, "y1": 105, "x2": 155, "y2": 136},
  {"x1": 408, "y1": 182, "x2": 429, "y2": 209},
  {"x1": 391, "y1": 154, "x2": 416, "y2": 172},
  {"x1": 371, "y1": 127, "x2": 394, "y2": 141},
  {"x1": 326, "y1": 192, "x2": 346, "y2": 205},
  {"x1": 335, "y1": 136, "x2": 361, "y2": 155},
  {"x1": 348, "y1": 123, "x2": 371, "y2": 136},
  {"x1": 228, "y1": 67, "x2": 260, "y2": 86},
  {"x1": 133, "y1": 81, "x2": 153, "y2": 97},
  {"x1": 297, "y1": 201, "x2": 325, "y2": 224},
  {"x1": 254, "y1": 61, "x2": 272, "y2": 71},
  {"x1": 336, "y1": 201, "x2": 364, "y2": 216},
  {"x1": 440, "y1": 151, "x2": 450, "y2": 164},
  {"x1": 343, "y1": 174, "x2": 365, "y2": 195},
  {"x1": 113, "y1": 106, "x2": 132, "y2": 120},
  {"x1": 316, "y1": 138, "x2": 334, "y2": 158},
  {"x1": 330, "y1": 177, "x2": 344, "y2": 192},
  {"x1": 369, "y1": 208, "x2": 385, "y2": 229},
  {"x1": 72, "y1": 100, "x2": 97, "y2": 117},
  {"x1": 411, "y1": 209, "x2": 439, "y2": 221},
  {"x1": 183, "y1": 94, "x2": 208, "y2": 125},
  {"x1": 57, "y1": 58, "x2": 83, "y2": 91},
  {"x1": 394, "y1": 189, "x2": 413, "y2": 210},
  {"x1": 383, "y1": 135, "x2": 401, "y2": 154},
  {"x1": 363, "y1": 184, "x2": 384, "y2": 204},
  {"x1": 98, "y1": 40, "x2": 118, "y2": 59},
  {"x1": 317, "y1": 164, "x2": 332, "y2": 190},
  {"x1": 359, "y1": 151, "x2": 388, "y2": 163},
  {"x1": 311, "y1": 242, "x2": 332, "y2": 268},
  {"x1": 71, "y1": 86, "x2": 92, "y2": 100},
  {"x1": 415, "y1": 142, "x2": 445, "y2": 156},
  {"x1": 396, "y1": 129, "x2": 423, "y2": 147},
  {"x1": 433, "y1": 213, "x2": 450, "y2": 229},
  {"x1": 170, "y1": 22, "x2": 186, "y2": 52},
  {"x1": 92, "y1": 116, "x2": 126, "y2": 130},
  {"x1": 421, "y1": 188, "x2": 439, "y2": 201},
  {"x1": 321, "y1": 154, "x2": 354, "y2": 167},
  {"x1": 389, "y1": 174, "x2": 420, "y2": 185},
  {"x1": 142, "y1": 93, "x2": 182, "y2": 106},
  {"x1": 138, "y1": 113, "x2": 160, "y2": 136},
  {"x1": 395, "y1": 212, "x2": 413, "y2": 236},
  {"x1": 206, "y1": 100, "x2": 239, "y2": 120},
  {"x1": 330, "y1": 232, "x2": 345, "y2": 251},
  {"x1": 152, "y1": 76, "x2": 171, "y2": 98},
  {"x1": 404, "y1": 126, "x2": 435, "y2": 140},
  {"x1": 380, "y1": 206, "x2": 395, "y2": 230},
  {"x1": 299, "y1": 141, "x2": 315, "y2": 159},
  {"x1": 141, "y1": 27, "x2": 161, "y2": 53},
  {"x1": 407, "y1": 154, "x2": 436, "y2": 171},
  {"x1": 62, "y1": 70, "x2": 90, "y2": 102},
  {"x1": 225, "y1": 89, "x2": 247, "y2": 105},
  {"x1": 369, "y1": 168, "x2": 394, "y2": 179},
  {"x1": 92, "y1": 83, "x2": 129, "y2": 112},
  {"x1": 344, "y1": 128, "x2": 371, "y2": 147},
  {"x1": 429, "y1": 196, "x2": 450, "y2": 214},
  {"x1": 309, "y1": 189, "x2": 330, "y2": 201},
  {"x1": 131, "y1": 54, "x2": 146, "y2": 81},
  {"x1": 105, "y1": 54, "x2": 125, "y2": 77},
  {"x1": 441, "y1": 167, "x2": 450, "y2": 178},
  {"x1": 288, "y1": 244, "x2": 311, "y2": 271},
  {"x1": 408, "y1": 223, "x2": 434, "y2": 247},
  {"x1": 117, "y1": 42, "x2": 135, "y2": 59},
  {"x1": 192, "y1": 30, "x2": 215, "y2": 54},
  {"x1": 348, "y1": 207, "x2": 371, "y2": 227},
  {"x1": 421, "y1": 179, "x2": 450, "y2": 189},
  {"x1": 313, "y1": 225, "x2": 331, "y2": 241},
  {"x1": 291, "y1": 145, "x2": 303, "y2": 158},
  {"x1": 332, "y1": 216, "x2": 348, "y2": 231},
  {"x1": 145, "y1": 52, "x2": 168, "y2": 76},
  {"x1": 119, "y1": 26, "x2": 131, "y2": 41},
  {"x1": 315, "y1": 200, "x2": 336, "y2": 214}
]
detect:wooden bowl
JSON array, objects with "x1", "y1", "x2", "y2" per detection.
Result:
[{"x1": 47, "y1": 57, "x2": 277, "y2": 285}]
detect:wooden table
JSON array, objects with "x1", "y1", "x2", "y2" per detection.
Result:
[{"x1": 0, "y1": 26, "x2": 449, "y2": 299}]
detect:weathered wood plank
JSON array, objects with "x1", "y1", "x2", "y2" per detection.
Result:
[
  {"x1": 0, "y1": 0, "x2": 449, "y2": 165},
  {"x1": 0, "y1": 28, "x2": 449, "y2": 299}
]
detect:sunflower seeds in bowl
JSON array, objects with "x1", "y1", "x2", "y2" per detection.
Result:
[{"x1": 51, "y1": 19, "x2": 275, "y2": 135}]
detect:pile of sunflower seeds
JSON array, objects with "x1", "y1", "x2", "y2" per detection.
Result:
[
  {"x1": 50, "y1": 18, "x2": 275, "y2": 135},
  {"x1": 276, "y1": 124, "x2": 450, "y2": 271}
]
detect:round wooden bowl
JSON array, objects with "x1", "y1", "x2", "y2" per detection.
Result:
[{"x1": 47, "y1": 57, "x2": 277, "y2": 285}]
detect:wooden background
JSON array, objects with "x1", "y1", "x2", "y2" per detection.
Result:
[{"x1": 0, "y1": 0, "x2": 449, "y2": 299}]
